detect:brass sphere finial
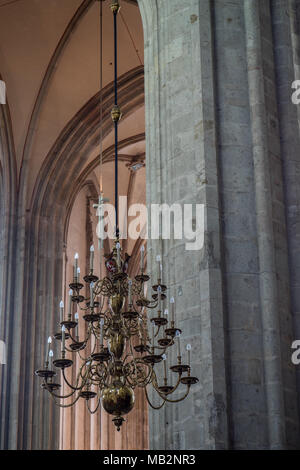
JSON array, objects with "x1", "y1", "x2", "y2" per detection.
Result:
[
  {"x1": 110, "y1": 2, "x2": 120, "y2": 14},
  {"x1": 111, "y1": 105, "x2": 122, "y2": 122}
]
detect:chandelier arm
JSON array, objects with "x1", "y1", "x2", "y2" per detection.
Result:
[
  {"x1": 74, "y1": 325, "x2": 93, "y2": 353},
  {"x1": 154, "y1": 324, "x2": 161, "y2": 338},
  {"x1": 161, "y1": 386, "x2": 191, "y2": 404},
  {"x1": 159, "y1": 370, "x2": 182, "y2": 394},
  {"x1": 123, "y1": 347, "x2": 135, "y2": 364},
  {"x1": 65, "y1": 331, "x2": 86, "y2": 349},
  {"x1": 77, "y1": 347, "x2": 90, "y2": 362},
  {"x1": 150, "y1": 367, "x2": 182, "y2": 397},
  {"x1": 49, "y1": 391, "x2": 82, "y2": 408},
  {"x1": 124, "y1": 357, "x2": 153, "y2": 388},
  {"x1": 151, "y1": 366, "x2": 192, "y2": 403},
  {"x1": 86, "y1": 396, "x2": 102, "y2": 414},
  {"x1": 145, "y1": 387, "x2": 166, "y2": 410},
  {"x1": 79, "y1": 362, "x2": 93, "y2": 380},
  {"x1": 90, "y1": 364, "x2": 109, "y2": 387},
  {"x1": 139, "y1": 300, "x2": 158, "y2": 310},
  {"x1": 62, "y1": 368, "x2": 87, "y2": 391},
  {"x1": 90, "y1": 334, "x2": 98, "y2": 356},
  {"x1": 45, "y1": 383, "x2": 79, "y2": 400},
  {"x1": 91, "y1": 321, "x2": 100, "y2": 336}
]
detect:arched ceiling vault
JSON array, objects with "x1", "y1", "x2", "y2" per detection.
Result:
[
  {"x1": 0, "y1": 0, "x2": 144, "y2": 214},
  {"x1": 30, "y1": 66, "x2": 144, "y2": 215}
]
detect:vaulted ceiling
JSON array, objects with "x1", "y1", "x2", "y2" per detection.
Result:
[{"x1": 0, "y1": 0, "x2": 145, "y2": 216}]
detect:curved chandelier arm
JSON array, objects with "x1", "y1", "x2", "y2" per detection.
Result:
[
  {"x1": 154, "y1": 324, "x2": 161, "y2": 338},
  {"x1": 151, "y1": 370, "x2": 192, "y2": 403},
  {"x1": 45, "y1": 384, "x2": 78, "y2": 400},
  {"x1": 68, "y1": 322, "x2": 93, "y2": 346},
  {"x1": 62, "y1": 368, "x2": 87, "y2": 392},
  {"x1": 145, "y1": 387, "x2": 166, "y2": 410},
  {"x1": 161, "y1": 386, "x2": 191, "y2": 404},
  {"x1": 58, "y1": 361, "x2": 90, "y2": 393},
  {"x1": 77, "y1": 349, "x2": 89, "y2": 362},
  {"x1": 89, "y1": 364, "x2": 109, "y2": 388},
  {"x1": 151, "y1": 369, "x2": 181, "y2": 395},
  {"x1": 86, "y1": 396, "x2": 102, "y2": 414},
  {"x1": 49, "y1": 391, "x2": 82, "y2": 408}
]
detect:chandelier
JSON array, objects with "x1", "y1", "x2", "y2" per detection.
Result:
[{"x1": 35, "y1": 0, "x2": 198, "y2": 432}]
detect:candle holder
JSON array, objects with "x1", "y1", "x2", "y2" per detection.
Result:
[
  {"x1": 53, "y1": 358, "x2": 73, "y2": 369},
  {"x1": 170, "y1": 356, "x2": 190, "y2": 374},
  {"x1": 35, "y1": 368, "x2": 56, "y2": 379},
  {"x1": 91, "y1": 347, "x2": 111, "y2": 363},
  {"x1": 61, "y1": 320, "x2": 77, "y2": 330},
  {"x1": 41, "y1": 381, "x2": 61, "y2": 392},
  {"x1": 69, "y1": 341, "x2": 85, "y2": 352}
]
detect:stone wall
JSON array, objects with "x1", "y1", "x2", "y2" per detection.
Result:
[{"x1": 138, "y1": 0, "x2": 300, "y2": 449}]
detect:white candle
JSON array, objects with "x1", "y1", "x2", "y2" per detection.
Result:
[
  {"x1": 49, "y1": 350, "x2": 53, "y2": 369},
  {"x1": 90, "y1": 282, "x2": 94, "y2": 308},
  {"x1": 170, "y1": 297, "x2": 175, "y2": 323},
  {"x1": 116, "y1": 242, "x2": 121, "y2": 268},
  {"x1": 157, "y1": 285, "x2": 162, "y2": 311},
  {"x1": 61, "y1": 325, "x2": 66, "y2": 354},
  {"x1": 100, "y1": 318, "x2": 104, "y2": 347},
  {"x1": 128, "y1": 279, "x2": 132, "y2": 305},
  {"x1": 162, "y1": 353, "x2": 167, "y2": 380},
  {"x1": 74, "y1": 253, "x2": 79, "y2": 281},
  {"x1": 140, "y1": 245, "x2": 145, "y2": 272},
  {"x1": 186, "y1": 343, "x2": 191, "y2": 366},
  {"x1": 90, "y1": 245, "x2": 94, "y2": 271},
  {"x1": 45, "y1": 336, "x2": 52, "y2": 363},
  {"x1": 77, "y1": 267, "x2": 80, "y2": 283},
  {"x1": 176, "y1": 330, "x2": 181, "y2": 357},
  {"x1": 59, "y1": 300, "x2": 64, "y2": 323},
  {"x1": 68, "y1": 289, "x2": 72, "y2": 318},
  {"x1": 164, "y1": 309, "x2": 168, "y2": 332},
  {"x1": 156, "y1": 255, "x2": 161, "y2": 280},
  {"x1": 75, "y1": 312, "x2": 79, "y2": 339}
]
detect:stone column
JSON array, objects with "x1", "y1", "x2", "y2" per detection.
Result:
[
  {"x1": 0, "y1": 92, "x2": 17, "y2": 450},
  {"x1": 139, "y1": 0, "x2": 300, "y2": 450},
  {"x1": 138, "y1": 0, "x2": 229, "y2": 450},
  {"x1": 272, "y1": 0, "x2": 300, "y2": 438}
]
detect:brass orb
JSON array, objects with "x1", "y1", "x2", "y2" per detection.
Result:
[{"x1": 102, "y1": 383, "x2": 134, "y2": 417}]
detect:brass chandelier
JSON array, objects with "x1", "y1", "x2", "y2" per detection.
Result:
[{"x1": 35, "y1": 0, "x2": 198, "y2": 432}]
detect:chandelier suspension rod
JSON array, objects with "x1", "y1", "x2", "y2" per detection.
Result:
[
  {"x1": 113, "y1": 5, "x2": 119, "y2": 238},
  {"x1": 99, "y1": 0, "x2": 103, "y2": 193}
]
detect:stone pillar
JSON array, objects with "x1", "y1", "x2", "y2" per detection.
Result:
[
  {"x1": 139, "y1": 0, "x2": 300, "y2": 450},
  {"x1": 0, "y1": 90, "x2": 17, "y2": 450},
  {"x1": 272, "y1": 0, "x2": 300, "y2": 441},
  {"x1": 138, "y1": 0, "x2": 229, "y2": 450}
]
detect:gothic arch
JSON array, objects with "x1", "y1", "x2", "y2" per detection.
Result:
[{"x1": 16, "y1": 66, "x2": 145, "y2": 449}]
